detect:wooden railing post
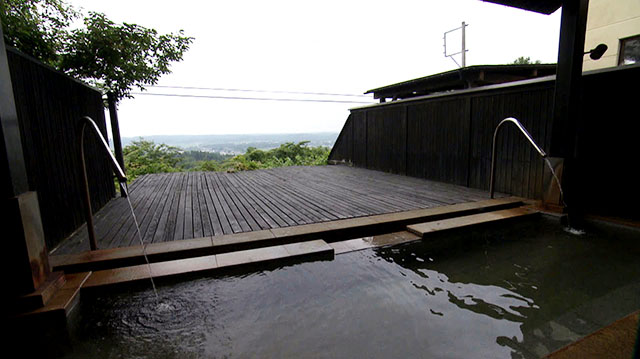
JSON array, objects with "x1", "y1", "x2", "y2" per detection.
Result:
[{"x1": 107, "y1": 92, "x2": 127, "y2": 197}]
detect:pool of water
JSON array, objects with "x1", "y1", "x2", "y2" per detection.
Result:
[{"x1": 61, "y1": 216, "x2": 640, "y2": 358}]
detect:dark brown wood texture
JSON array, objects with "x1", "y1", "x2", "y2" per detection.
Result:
[
  {"x1": 366, "y1": 106, "x2": 406, "y2": 174},
  {"x1": 330, "y1": 64, "x2": 640, "y2": 218},
  {"x1": 328, "y1": 114, "x2": 352, "y2": 162},
  {"x1": 468, "y1": 87, "x2": 554, "y2": 199},
  {"x1": 332, "y1": 79, "x2": 555, "y2": 198},
  {"x1": 407, "y1": 98, "x2": 471, "y2": 186},
  {"x1": 352, "y1": 111, "x2": 367, "y2": 167},
  {"x1": 7, "y1": 48, "x2": 115, "y2": 249},
  {"x1": 53, "y1": 166, "x2": 492, "y2": 254}
]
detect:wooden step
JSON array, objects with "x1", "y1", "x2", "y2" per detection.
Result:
[
  {"x1": 407, "y1": 207, "x2": 537, "y2": 237},
  {"x1": 12, "y1": 272, "x2": 91, "y2": 319},
  {"x1": 329, "y1": 231, "x2": 421, "y2": 254},
  {"x1": 51, "y1": 197, "x2": 524, "y2": 273},
  {"x1": 83, "y1": 240, "x2": 334, "y2": 288},
  {"x1": 15, "y1": 271, "x2": 66, "y2": 313}
]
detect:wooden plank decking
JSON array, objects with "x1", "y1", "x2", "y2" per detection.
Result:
[{"x1": 52, "y1": 165, "x2": 496, "y2": 255}]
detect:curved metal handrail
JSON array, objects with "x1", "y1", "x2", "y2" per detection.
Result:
[
  {"x1": 79, "y1": 116, "x2": 127, "y2": 250},
  {"x1": 489, "y1": 117, "x2": 547, "y2": 199}
]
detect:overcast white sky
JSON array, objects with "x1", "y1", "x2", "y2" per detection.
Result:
[{"x1": 68, "y1": 0, "x2": 561, "y2": 137}]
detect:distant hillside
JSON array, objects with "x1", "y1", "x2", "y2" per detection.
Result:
[{"x1": 121, "y1": 132, "x2": 338, "y2": 154}]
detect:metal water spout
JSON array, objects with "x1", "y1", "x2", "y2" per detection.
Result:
[
  {"x1": 489, "y1": 117, "x2": 547, "y2": 199},
  {"x1": 79, "y1": 116, "x2": 127, "y2": 250}
]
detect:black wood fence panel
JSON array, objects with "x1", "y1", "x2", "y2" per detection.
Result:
[
  {"x1": 7, "y1": 48, "x2": 115, "y2": 250},
  {"x1": 351, "y1": 112, "x2": 367, "y2": 167},
  {"x1": 330, "y1": 64, "x2": 640, "y2": 213},
  {"x1": 332, "y1": 79, "x2": 555, "y2": 198},
  {"x1": 407, "y1": 98, "x2": 470, "y2": 186},
  {"x1": 328, "y1": 113, "x2": 353, "y2": 162},
  {"x1": 366, "y1": 106, "x2": 406, "y2": 174},
  {"x1": 468, "y1": 86, "x2": 554, "y2": 198}
]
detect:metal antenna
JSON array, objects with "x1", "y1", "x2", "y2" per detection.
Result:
[{"x1": 443, "y1": 21, "x2": 468, "y2": 68}]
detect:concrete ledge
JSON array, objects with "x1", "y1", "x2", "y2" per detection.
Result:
[
  {"x1": 51, "y1": 197, "x2": 523, "y2": 273},
  {"x1": 545, "y1": 310, "x2": 639, "y2": 359}
]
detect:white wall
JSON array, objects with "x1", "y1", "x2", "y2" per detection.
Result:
[{"x1": 583, "y1": 0, "x2": 640, "y2": 71}]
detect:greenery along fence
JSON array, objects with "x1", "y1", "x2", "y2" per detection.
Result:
[{"x1": 8, "y1": 47, "x2": 115, "y2": 250}]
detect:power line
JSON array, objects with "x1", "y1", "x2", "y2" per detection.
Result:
[
  {"x1": 131, "y1": 92, "x2": 375, "y2": 104},
  {"x1": 148, "y1": 85, "x2": 370, "y2": 98}
]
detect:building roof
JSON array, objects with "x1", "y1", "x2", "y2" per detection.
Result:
[
  {"x1": 365, "y1": 64, "x2": 557, "y2": 101},
  {"x1": 481, "y1": 0, "x2": 562, "y2": 14}
]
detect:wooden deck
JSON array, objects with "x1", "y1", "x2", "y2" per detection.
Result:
[{"x1": 52, "y1": 165, "x2": 495, "y2": 255}]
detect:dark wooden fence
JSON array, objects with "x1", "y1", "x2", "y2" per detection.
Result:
[
  {"x1": 330, "y1": 78, "x2": 555, "y2": 199},
  {"x1": 330, "y1": 64, "x2": 640, "y2": 218},
  {"x1": 7, "y1": 48, "x2": 115, "y2": 250}
]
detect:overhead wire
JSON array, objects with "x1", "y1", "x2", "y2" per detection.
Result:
[
  {"x1": 148, "y1": 85, "x2": 370, "y2": 98},
  {"x1": 131, "y1": 92, "x2": 375, "y2": 104}
]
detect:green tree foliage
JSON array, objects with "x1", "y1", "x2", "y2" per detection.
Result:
[
  {"x1": 219, "y1": 142, "x2": 330, "y2": 172},
  {"x1": 1, "y1": 0, "x2": 193, "y2": 102},
  {"x1": 123, "y1": 139, "x2": 182, "y2": 181},
  {"x1": 59, "y1": 12, "x2": 193, "y2": 101},
  {"x1": 178, "y1": 150, "x2": 232, "y2": 170},
  {"x1": 0, "y1": 0, "x2": 77, "y2": 65},
  {"x1": 190, "y1": 160, "x2": 222, "y2": 172},
  {"x1": 512, "y1": 56, "x2": 542, "y2": 65}
]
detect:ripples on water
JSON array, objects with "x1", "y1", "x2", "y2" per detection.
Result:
[{"x1": 65, "y1": 217, "x2": 640, "y2": 359}]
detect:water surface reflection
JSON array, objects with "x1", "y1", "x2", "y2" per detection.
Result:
[{"x1": 65, "y1": 217, "x2": 640, "y2": 358}]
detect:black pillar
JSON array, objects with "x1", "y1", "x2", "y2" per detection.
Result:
[
  {"x1": 551, "y1": 0, "x2": 589, "y2": 224},
  {"x1": 107, "y1": 91, "x2": 126, "y2": 196},
  {"x1": 551, "y1": 0, "x2": 589, "y2": 157}
]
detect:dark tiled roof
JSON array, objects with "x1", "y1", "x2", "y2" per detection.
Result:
[
  {"x1": 481, "y1": 0, "x2": 562, "y2": 14},
  {"x1": 365, "y1": 64, "x2": 557, "y2": 100}
]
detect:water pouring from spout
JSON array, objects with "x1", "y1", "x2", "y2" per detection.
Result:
[
  {"x1": 77, "y1": 115, "x2": 160, "y2": 299},
  {"x1": 542, "y1": 160, "x2": 585, "y2": 235},
  {"x1": 489, "y1": 117, "x2": 584, "y2": 235},
  {"x1": 120, "y1": 180, "x2": 159, "y2": 300}
]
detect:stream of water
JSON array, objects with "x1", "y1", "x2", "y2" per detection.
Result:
[
  {"x1": 543, "y1": 158, "x2": 584, "y2": 235},
  {"x1": 121, "y1": 182, "x2": 159, "y2": 300}
]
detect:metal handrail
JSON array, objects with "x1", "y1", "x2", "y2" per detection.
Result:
[
  {"x1": 489, "y1": 117, "x2": 547, "y2": 199},
  {"x1": 79, "y1": 116, "x2": 127, "y2": 250}
]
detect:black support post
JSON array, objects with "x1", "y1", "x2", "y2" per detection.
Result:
[
  {"x1": 551, "y1": 0, "x2": 590, "y2": 225},
  {"x1": 107, "y1": 91, "x2": 127, "y2": 196},
  {"x1": 551, "y1": 0, "x2": 589, "y2": 158}
]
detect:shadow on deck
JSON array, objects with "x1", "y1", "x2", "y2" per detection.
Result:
[{"x1": 52, "y1": 165, "x2": 500, "y2": 255}]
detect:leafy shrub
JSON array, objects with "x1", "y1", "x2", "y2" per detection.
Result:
[
  {"x1": 123, "y1": 139, "x2": 182, "y2": 181},
  {"x1": 219, "y1": 142, "x2": 330, "y2": 172},
  {"x1": 122, "y1": 139, "x2": 331, "y2": 180}
]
